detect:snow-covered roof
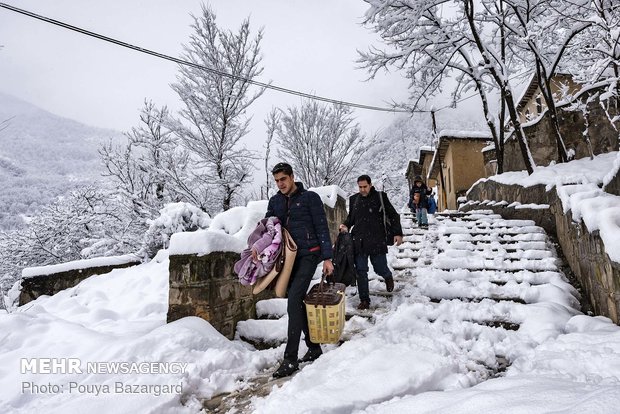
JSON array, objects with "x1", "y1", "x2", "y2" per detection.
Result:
[{"x1": 437, "y1": 129, "x2": 493, "y2": 140}]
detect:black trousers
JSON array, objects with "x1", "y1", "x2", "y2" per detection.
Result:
[{"x1": 283, "y1": 252, "x2": 321, "y2": 360}]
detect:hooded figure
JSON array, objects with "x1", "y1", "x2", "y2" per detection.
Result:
[{"x1": 409, "y1": 175, "x2": 432, "y2": 227}]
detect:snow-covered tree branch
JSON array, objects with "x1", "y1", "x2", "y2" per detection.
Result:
[
  {"x1": 171, "y1": 5, "x2": 264, "y2": 213},
  {"x1": 274, "y1": 101, "x2": 366, "y2": 188}
]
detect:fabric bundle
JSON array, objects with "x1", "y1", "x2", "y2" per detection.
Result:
[{"x1": 234, "y1": 217, "x2": 283, "y2": 286}]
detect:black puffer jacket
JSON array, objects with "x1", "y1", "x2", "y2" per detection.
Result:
[
  {"x1": 343, "y1": 187, "x2": 403, "y2": 255},
  {"x1": 409, "y1": 183, "x2": 432, "y2": 209},
  {"x1": 265, "y1": 182, "x2": 333, "y2": 260}
]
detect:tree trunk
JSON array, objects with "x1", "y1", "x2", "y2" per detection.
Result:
[{"x1": 464, "y1": 0, "x2": 534, "y2": 174}]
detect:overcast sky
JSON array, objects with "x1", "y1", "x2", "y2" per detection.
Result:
[{"x1": 0, "y1": 0, "x2": 497, "y2": 162}]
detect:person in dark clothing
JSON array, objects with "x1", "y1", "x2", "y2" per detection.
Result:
[
  {"x1": 409, "y1": 175, "x2": 433, "y2": 228},
  {"x1": 340, "y1": 175, "x2": 403, "y2": 310},
  {"x1": 261, "y1": 162, "x2": 334, "y2": 378}
]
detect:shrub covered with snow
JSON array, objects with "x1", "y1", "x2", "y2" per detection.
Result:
[{"x1": 140, "y1": 202, "x2": 211, "y2": 258}]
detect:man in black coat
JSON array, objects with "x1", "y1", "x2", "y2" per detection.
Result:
[
  {"x1": 263, "y1": 162, "x2": 334, "y2": 378},
  {"x1": 340, "y1": 175, "x2": 403, "y2": 310}
]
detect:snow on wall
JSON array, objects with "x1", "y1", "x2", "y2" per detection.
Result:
[
  {"x1": 22, "y1": 254, "x2": 141, "y2": 278},
  {"x1": 474, "y1": 151, "x2": 620, "y2": 263}
]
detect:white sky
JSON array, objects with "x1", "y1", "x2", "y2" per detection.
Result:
[{"x1": 0, "y1": 0, "x2": 425, "y2": 141}]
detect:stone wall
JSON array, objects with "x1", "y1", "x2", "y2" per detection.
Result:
[
  {"x1": 325, "y1": 195, "x2": 348, "y2": 243},
  {"x1": 167, "y1": 196, "x2": 348, "y2": 339},
  {"x1": 550, "y1": 197, "x2": 620, "y2": 323},
  {"x1": 606, "y1": 164, "x2": 620, "y2": 196},
  {"x1": 19, "y1": 261, "x2": 140, "y2": 306},
  {"x1": 465, "y1": 179, "x2": 620, "y2": 323},
  {"x1": 504, "y1": 97, "x2": 619, "y2": 172},
  {"x1": 167, "y1": 252, "x2": 272, "y2": 339}
]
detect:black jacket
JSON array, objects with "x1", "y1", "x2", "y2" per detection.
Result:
[
  {"x1": 409, "y1": 183, "x2": 432, "y2": 209},
  {"x1": 265, "y1": 182, "x2": 333, "y2": 260},
  {"x1": 343, "y1": 187, "x2": 403, "y2": 255}
]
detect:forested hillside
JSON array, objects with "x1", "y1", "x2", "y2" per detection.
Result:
[{"x1": 0, "y1": 93, "x2": 123, "y2": 229}]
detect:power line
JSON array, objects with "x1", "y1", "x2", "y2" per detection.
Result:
[{"x1": 0, "y1": 2, "x2": 419, "y2": 114}]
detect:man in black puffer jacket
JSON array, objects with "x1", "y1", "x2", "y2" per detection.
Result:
[{"x1": 264, "y1": 162, "x2": 334, "y2": 378}]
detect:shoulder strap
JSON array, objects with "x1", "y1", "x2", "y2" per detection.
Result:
[{"x1": 378, "y1": 191, "x2": 388, "y2": 232}]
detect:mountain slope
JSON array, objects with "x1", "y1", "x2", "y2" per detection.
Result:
[{"x1": 0, "y1": 92, "x2": 124, "y2": 229}]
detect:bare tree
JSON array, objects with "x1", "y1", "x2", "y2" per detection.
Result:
[
  {"x1": 99, "y1": 100, "x2": 194, "y2": 216},
  {"x1": 498, "y1": 0, "x2": 593, "y2": 163},
  {"x1": 262, "y1": 108, "x2": 280, "y2": 199},
  {"x1": 568, "y1": 0, "x2": 620, "y2": 123},
  {"x1": 171, "y1": 5, "x2": 264, "y2": 213},
  {"x1": 274, "y1": 101, "x2": 366, "y2": 188},
  {"x1": 359, "y1": 0, "x2": 536, "y2": 174}
]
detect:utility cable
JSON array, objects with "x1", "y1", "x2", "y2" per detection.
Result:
[{"x1": 0, "y1": 2, "x2": 420, "y2": 113}]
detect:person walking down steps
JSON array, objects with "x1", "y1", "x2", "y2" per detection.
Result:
[
  {"x1": 409, "y1": 175, "x2": 433, "y2": 229},
  {"x1": 264, "y1": 162, "x2": 334, "y2": 379},
  {"x1": 340, "y1": 175, "x2": 403, "y2": 310}
]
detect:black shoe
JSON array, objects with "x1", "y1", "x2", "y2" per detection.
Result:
[
  {"x1": 357, "y1": 300, "x2": 370, "y2": 310},
  {"x1": 385, "y1": 278, "x2": 394, "y2": 292},
  {"x1": 299, "y1": 347, "x2": 322, "y2": 363},
  {"x1": 272, "y1": 359, "x2": 299, "y2": 378}
]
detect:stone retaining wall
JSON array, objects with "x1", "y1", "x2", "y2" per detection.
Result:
[
  {"x1": 19, "y1": 261, "x2": 140, "y2": 306},
  {"x1": 167, "y1": 252, "x2": 273, "y2": 339},
  {"x1": 465, "y1": 179, "x2": 620, "y2": 323}
]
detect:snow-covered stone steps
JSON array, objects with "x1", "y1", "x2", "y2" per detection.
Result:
[
  {"x1": 255, "y1": 298, "x2": 287, "y2": 320},
  {"x1": 437, "y1": 242, "x2": 551, "y2": 252},
  {"x1": 427, "y1": 317, "x2": 520, "y2": 331},
  {"x1": 426, "y1": 269, "x2": 568, "y2": 286},
  {"x1": 236, "y1": 318, "x2": 286, "y2": 350},
  {"x1": 432, "y1": 258, "x2": 559, "y2": 272},
  {"x1": 437, "y1": 249, "x2": 555, "y2": 260},
  {"x1": 427, "y1": 295, "x2": 527, "y2": 305},
  {"x1": 443, "y1": 233, "x2": 548, "y2": 242}
]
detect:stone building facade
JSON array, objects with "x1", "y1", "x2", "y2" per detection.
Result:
[{"x1": 503, "y1": 93, "x2": 619, "y2": 171}]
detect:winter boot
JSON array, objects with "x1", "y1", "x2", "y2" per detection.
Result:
[
  {"x1": 299, "y1": 346, "x2": 322, "y2": 363},
  {"x1": 385, "y1": 277, "x2": 394, "y2": 293},
  {"x1": 357, "y1": 300, "x2": 370, "y2": 310},
  {"x1": 272, "y1": 358, "x2": 299, "y2": 378}
]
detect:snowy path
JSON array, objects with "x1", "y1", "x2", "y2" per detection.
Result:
[
  {"x1": 3, "y1": 210, "x2": 619, "y2": 414},
  {"x1": 217, "y1": 210, "x2": 584, "y2": 412}
]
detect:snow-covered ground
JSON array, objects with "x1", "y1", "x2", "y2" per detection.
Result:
[{"x1": 1, "y1": 153, "x2": 620, "y2": 413}]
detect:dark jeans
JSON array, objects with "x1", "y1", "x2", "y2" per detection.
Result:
[
  {"x1": 354, "y1": 253, "x2": 392, "y2": 303},
  {"x1": 284, "y1": 252, "x2": 321, "y2": 361}
]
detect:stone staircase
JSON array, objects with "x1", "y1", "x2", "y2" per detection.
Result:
[{"x1": 204, "y1": 210, "x2": 580, "y2": 412}]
